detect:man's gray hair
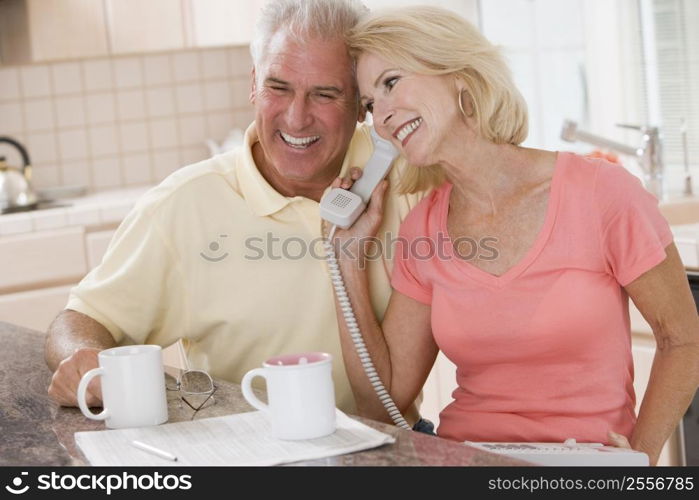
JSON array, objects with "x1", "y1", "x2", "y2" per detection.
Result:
[{"x1": 250, "y1": 0, "x2": 368, "y2": 67}]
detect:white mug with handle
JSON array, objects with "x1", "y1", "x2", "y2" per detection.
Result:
[
  {"x1": 77, "y1": 345, "x2": 169, "y2": 429},
  {"x1": 241, "y1": 352, "x2": 336, "y2": 440}
]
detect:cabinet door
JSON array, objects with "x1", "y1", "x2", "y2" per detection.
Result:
[
  {"x1": 0, "y1": 0, "x2": 110, "y2": 63},
  {"x1": 189, "y1": 0, "x2": 266, "y2": 47},
  {"x1": 0, "y1": 284, "x2": 75, "y2": 332},
  {"x1": 0, "y1": 226, "x2": 87, "y2": 293},
  {"x1": 106, "y1": 0, "x2": 187, "y2": 54}
]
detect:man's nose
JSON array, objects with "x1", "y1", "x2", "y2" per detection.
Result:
[{"x1": 285, "y1": 94, "x2": 313, "y2": 129}]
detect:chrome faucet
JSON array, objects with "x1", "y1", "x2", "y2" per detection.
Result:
[{"x1": 561, "y1": 120, "x2": 664, "y2": 200}]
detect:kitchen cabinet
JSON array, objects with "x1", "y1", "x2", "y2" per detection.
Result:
[
  {"x1": 0, "y1": 284, "x2": 76, "y2": 332},
  {"x1": 0, "y1": 0, "x2": 266, "y2": 65},
  {"x1": 189, "y1": 0, "x2": 266, "y2": 48},
  {"x1": 105, "y1": 0, "x2": 186, "y2": 54},
  {"x1": 0, "y1": 0, "x2": 109, "y2": 64},
  {"x1": 0, "y1": 226, "x2": 86, "y2": 292},
  {"x1": 0, "y1": 224, "x2": 117, "y2": 332}
]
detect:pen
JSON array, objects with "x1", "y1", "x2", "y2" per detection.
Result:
[{"x1": 131, "y1": 440, "x2": 178, "y2": 462}]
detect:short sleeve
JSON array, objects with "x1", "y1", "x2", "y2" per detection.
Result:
[
  {"x1": 390, "y1": 213, "x2": 433, "y2": 305},
  {"x1": 595, "y1": 164, "x2": 674, "y2": 286},
  {"x1": 66, "y1": 202, "x2": 185, "y2": 344}
]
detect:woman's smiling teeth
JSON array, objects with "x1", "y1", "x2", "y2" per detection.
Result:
[
  {"x1": 395, "y1": 118, "x2": 422, "y2": 143},
  {"x1": 280, "y1": 131, "x2": 320, "y2": 149}
]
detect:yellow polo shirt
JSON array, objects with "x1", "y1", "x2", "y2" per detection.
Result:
[{"x1": 67, "y1": 123, "x2": 423, "y2": 414}]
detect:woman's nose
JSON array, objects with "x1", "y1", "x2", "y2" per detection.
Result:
[{"x1": 372, "y1": 101, "x2": 393, "y2": 128}]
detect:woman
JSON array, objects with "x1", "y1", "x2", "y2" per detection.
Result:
[{"x1": 330, "y1": 6, "x2": 699, "y2": 465}]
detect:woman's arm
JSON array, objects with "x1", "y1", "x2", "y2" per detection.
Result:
[
  {"x1": 624, "y1": 243, "x2": 699, "y2": 465},
  {"x1": 328, "y1": 177, "x2": 437, "y2": 423},
  {"x1": 334, "y1": 263, "x2": 437, "y2": 422}
]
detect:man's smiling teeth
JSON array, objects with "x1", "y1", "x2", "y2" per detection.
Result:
[
  {"x1": 396, "y1": 118, "x2": 422, "y2": 142},
  {"x1": 280, "y1": 131, "x2": 320, "y2": 148}
]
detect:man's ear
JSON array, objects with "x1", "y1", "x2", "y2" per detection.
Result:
[{"x1": 250, "y1": 67, "x2": 257, "y2": 104}]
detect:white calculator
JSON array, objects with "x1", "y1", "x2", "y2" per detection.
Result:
[{"x1": 464, "y1": 439, "x2": 649, "y2": 466}]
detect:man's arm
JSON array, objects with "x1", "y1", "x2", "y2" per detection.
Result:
[{"x1": 45, "y1": 309, "x2": 117, "y2": 406}]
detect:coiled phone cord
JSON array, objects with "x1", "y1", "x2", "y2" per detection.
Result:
[{"x1": 324, "y1": 224, "x2": 411, "y2": 430}]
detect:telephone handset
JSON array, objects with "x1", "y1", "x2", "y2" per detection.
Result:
[
  {"x1": 320, "y1": 127, "x2": 412, "y2": 430},
  {"x1": 320, "y1": 127, "x2": 399, "y2": 229}
]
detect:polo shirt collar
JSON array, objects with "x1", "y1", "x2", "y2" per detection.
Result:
[{"x1": 237, "y1": 122, "x2": 372, "y2": 217}]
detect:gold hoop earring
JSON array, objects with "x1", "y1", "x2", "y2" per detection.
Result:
[{"x1": 458, "y1": 90, "x2": 473, "y2": 118}]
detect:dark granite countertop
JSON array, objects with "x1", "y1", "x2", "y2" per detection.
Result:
[{"x1": 0, "y1": 321, "x2": 530, "y2": 466}]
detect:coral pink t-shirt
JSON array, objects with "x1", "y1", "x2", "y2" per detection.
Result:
[{"x1": 391, "y1": 152, "x2": 674, "y2": 443}]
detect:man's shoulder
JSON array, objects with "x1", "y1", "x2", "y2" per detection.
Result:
[{"x1": 134, "y1": 149, "x2": 246, "y2": 213}]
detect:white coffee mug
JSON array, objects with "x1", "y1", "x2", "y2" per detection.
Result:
[
  {"x1": 77, "y1": 345, "x2": 169, "y2": 429},
  {"x1": 241, "y1": 352, "x2": 336, "y2": 440}
]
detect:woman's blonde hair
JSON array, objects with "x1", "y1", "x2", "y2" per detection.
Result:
[{"x1": 347, "y1": 6, "x2": 528, "y2": 193}]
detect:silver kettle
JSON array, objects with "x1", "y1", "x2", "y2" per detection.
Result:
[{"x1": 0, "y1": 136, "x2": 38, "y2": 214}]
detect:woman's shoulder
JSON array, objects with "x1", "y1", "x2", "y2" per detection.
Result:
[
  {"x1": 558, "y1": 151, "x2": 644, "y2": 196},
  {"x1": 399, "y1": 181, "x2": 451, "y2": 237}
]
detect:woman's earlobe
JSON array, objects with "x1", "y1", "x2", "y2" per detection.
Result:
[{"x1": 458, "y1": 90, "x2": 474, "y2": 118}]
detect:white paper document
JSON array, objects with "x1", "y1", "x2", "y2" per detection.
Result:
[{"x1": 74, "y1": 410, "x2": 395, "y2": 466}]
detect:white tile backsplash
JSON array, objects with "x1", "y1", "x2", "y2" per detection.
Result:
[
  {"x1": 143, "y1": 54, "x2": 173, "y2": 86},
  {"x1": 83, "y1": 60, "x2": 114, "y2": 92},
  {"x1": 145, "y1": 87, "x2": 176, "y2": 117},
  {"x1": 24, "y1": 99, "x2": 55, "y2": 132},
  {"x1": 177, "y1": 115, "x2": 207, "y2": 146},
  {"x1": 51, "y1": 62, "x2": 83, "y2": 95},
  {"x1": 152, "y1": 149, "x2": 180, "y2": 181},
  {"x1": 20, "y1": 66, "x2": 52, "y2": 98},
  {"x1": 61, "y1": 160, "x2": 91, "y2": 186},
  {"x1": 231, "y1": 78, "x2": 252, "y2": 108},
  {"x1": 206, "y1": 111, "x2": 235, "y2": 143},
  {"x1": 116, "y1": 89, "x2": 147, "y2": 121},
  {"x1": 55, "y1": 96, "x2": 86, "y2": 128},
  {"x1": 58, "y1": 129, "x2": 89, "y2": 161},
  {"x1": 172, "y1": 52, "x2": 200, "y2": 83},
  {"x1": 122, "y1": 153, "x2": 153, "y2": 185},
  {"x1": 0, "y1": 46, "x2": 250, "y2": 192},
  {"x1": 89, "y1": 125, "x2": 119, "y2": 157},
  {"x1": 0, "y1": 68, "x2": 21, "y2": 101},
  {"x1": 202, "y1": 49, "x2": 229, "y2": 79},
  {"x1": 228, "y1": 47, "x2": 252, "y2": 77},
  {"x1": 204, "y1": 81, "x2": 232, "y2": 111},
  {"x1": 175, "y1": 83, "x2": 204, "y2": 113},
  {"x1": 113, "y1": 58, "x2": 144, "y2": 89},
  {"x1": 0, "y1": 102, "x2": 23, "y2": 134},
  {"x1": 31, "y1": 164, "x2": 61, "y2": 189},
  {"x1": 119, "y1": 122, "x2": 149, "y2": 153},
  {"x1": 85, "y1": 93, "x2": 117, "y2": 124},
  {"x1": 149, "y1": 118, "x2": 178, "y2": 149},
  {"x1": 92, "y1": 157, "x2": 122, "y2": 189},
  {"x1": 25, "y1": 132, "x2": 58, "y2": 164}
]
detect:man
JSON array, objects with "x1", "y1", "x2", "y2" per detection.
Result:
[{"x1": 46, "y1": 0, "x2": 422, "y2": 420}]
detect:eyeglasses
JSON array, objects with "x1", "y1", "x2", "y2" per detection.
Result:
[{"x1": 165, "y1": 369, "x2": 217, "y2": 420}]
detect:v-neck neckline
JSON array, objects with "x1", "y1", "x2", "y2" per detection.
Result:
[{"x1": 438, "y1": 151, "x2": 565, "y2": 288}]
